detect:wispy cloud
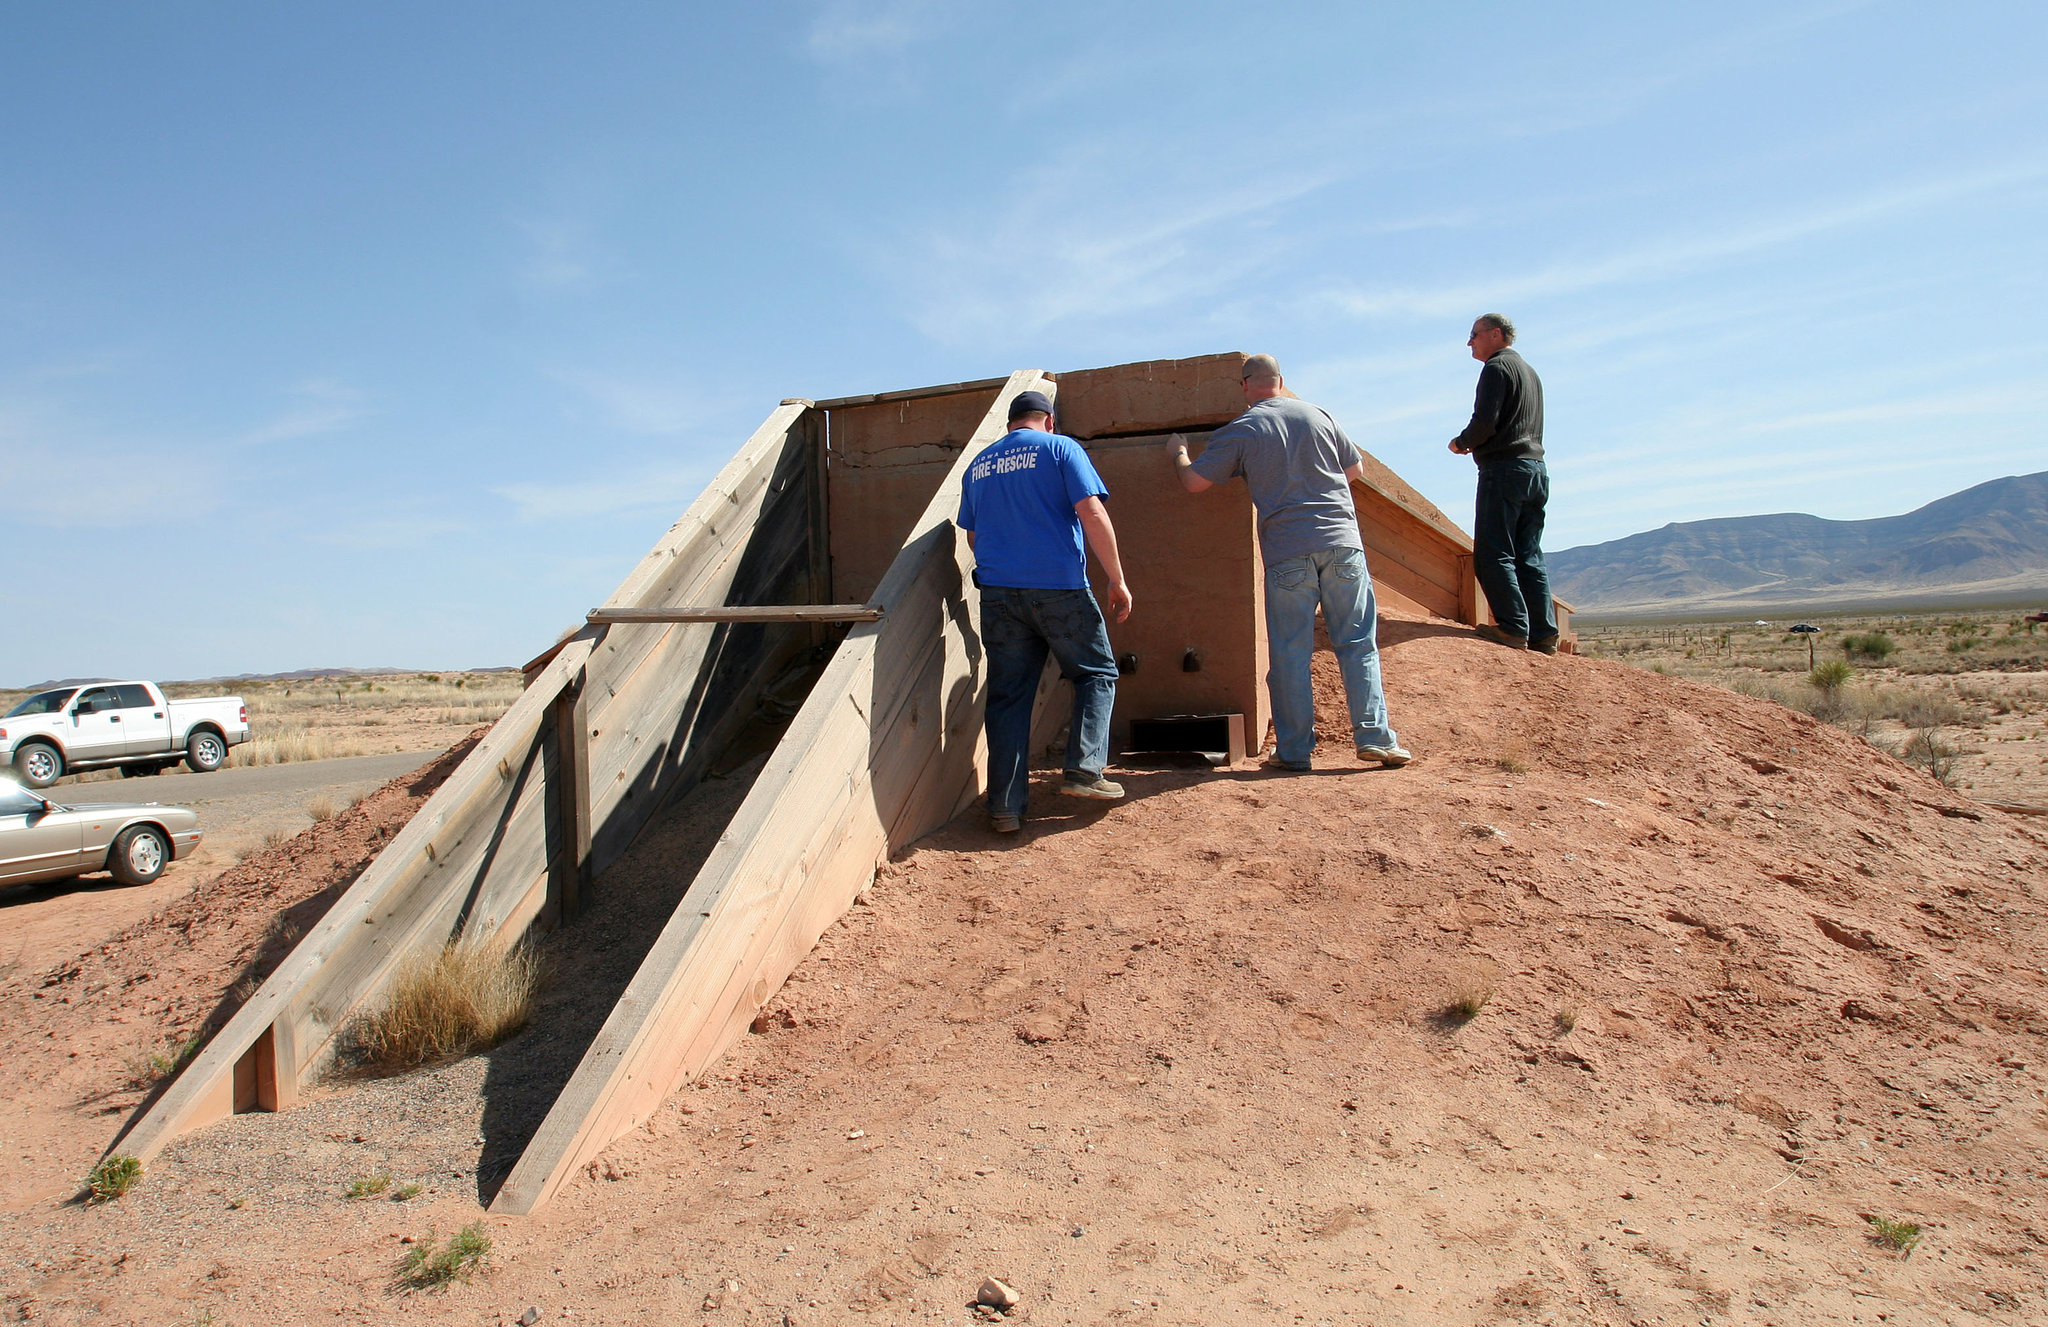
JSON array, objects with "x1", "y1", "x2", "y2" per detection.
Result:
[
  {"x1": 514, "y1": 215, "x2": 613, "y2": 294},
  {"x1": 1323, "y1": 162, "x2": 2046, "y2": 322},
  {"x1": 492, "y1": 462, "x2": 718, "y2": 522},
  {"x1": 240, "y1": 378, "x2": 366, "y2": 445},
  {"x1": 549, "y1": 367, "x2": 708, "y2": 436},
  {"x1": 874, "y1": 143, "x2": 1340, "y2": 345},
  {"x1": 805, "y1": 0, "x2": 949, "y2": 64}
]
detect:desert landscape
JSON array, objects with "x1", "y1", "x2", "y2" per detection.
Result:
[{"x1": 3, "y1": 607, "x2": 2044, "y2": 1325}]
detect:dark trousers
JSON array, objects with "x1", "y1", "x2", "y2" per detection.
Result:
[
  {"x1": 980, "y1": 586, "x2": 1119, "y2": 817},
  {"x1": 1473, "y1": 458, "x2": 1555, "y2": 641}
]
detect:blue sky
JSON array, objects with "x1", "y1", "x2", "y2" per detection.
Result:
[{"x1": 4, "y1": 2, "x2": 2043, "y2": 683}]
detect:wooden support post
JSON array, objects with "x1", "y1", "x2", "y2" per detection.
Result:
[
  {"x1": 549, "y1": 668, "x2": 592, "y2": 925},
  {"x1": 1456, "y1": 553, "x2": 1481, "y2": 626},
  {"x1": 585, "y1": 605, "x2": 883, "y2": 625}
]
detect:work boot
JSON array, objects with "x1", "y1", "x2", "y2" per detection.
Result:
[
  {"x1": 1059, "y1": 775, "x2": 1124, "y2": 800},
  {"x1": 990, "y1": 811, "x2": 1022, "y2": 833},
  {"x1": 1474, "y1": 624, "x2": 1528, "y2": 649},
  {"x1": 1356, "y1": 744, "x2": 1413, "y2": 767},
  {"x1": 1528, "y1": 635, "x2": 1560, "y2": 655},
  {"x1": 1260, "y1": 754, "x2": 1312, "y2": 772}
]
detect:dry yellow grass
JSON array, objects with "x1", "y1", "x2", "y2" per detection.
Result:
[{"x1": 343, "y1": 935, "x2": 541, "y2": 1075}]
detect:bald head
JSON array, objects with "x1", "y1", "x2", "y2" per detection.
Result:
[{"x1": 1239, "y1": 353, "x2": 1285, "y2": 404}]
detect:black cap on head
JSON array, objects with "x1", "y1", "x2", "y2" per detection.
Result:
[{"x1": 1007, "y1": 390, "x2": 1054, "y2": 422}]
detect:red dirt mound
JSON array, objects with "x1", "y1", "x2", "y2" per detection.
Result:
[{"x1": 4, "y1": 618, "x2": 2045, "y2": 1325}]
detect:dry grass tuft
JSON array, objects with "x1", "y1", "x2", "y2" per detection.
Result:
[
  {"x1": 345, "y1": 1172, "x2": 392, "y2": 1200},
  {"x1": 396, "y1": 1221, "x2": 493, "y2": 1290},
  {"x1": 306, "y1": 794, "x2": 336, "y2": 823},
  {"x1": 1554, "y1": 1005, "x2": 1579, "y2": 1034},
  {"x1": 1441, "y1": 985, "x2": 1493, "y2": 1025},
  {"x1": 343, "y1": 935, "x2": 542, "y2": 1075}
]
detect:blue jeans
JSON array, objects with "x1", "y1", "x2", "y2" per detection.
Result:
[
  {"x1": 1264, "y1": 547, "x2": 1398, "y2": 762},
  {"x1": 1473, "y1": 458, "x2": 1555, "y2": 641},
  {"x1": 980, "y1": 585, "x2": 1118, "y2": 816}
]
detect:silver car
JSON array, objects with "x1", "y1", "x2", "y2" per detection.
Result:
[{"x1": 0, "y1": 778, "x2": 203, "y2": 887}]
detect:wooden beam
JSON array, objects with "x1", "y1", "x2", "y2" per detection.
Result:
[
  {"x1": 547, "y1": 668, "x2": 592, "y2": 924},
  {"x1": 586, "y1": 605, "x2": 882, "y2": 625},
  {"x1": 811, "y1": 375, "x2": 1009, "y2": 410}
]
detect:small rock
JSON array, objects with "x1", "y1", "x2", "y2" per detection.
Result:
[
  {"x1": 518, "y1": 1309, "x2": 541, "y2": 1327},
  {"x1": 1015, "y1": 1014, "x2": 1064, "y2": 1044},
  {"x1": 976, "y1": 1276, "x2": 1020, "y2": 1311},
  {"x1": 846, "y1": 1129, "x2": 865, "y2": 1140}
]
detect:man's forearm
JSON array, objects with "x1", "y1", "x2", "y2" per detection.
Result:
[
  {"x1": 1452, "y1": 366, "x2": 1504, "y2": 452},
  {"x1": 1079, "y1": 506, "x2": 1125, "y2": 585}
]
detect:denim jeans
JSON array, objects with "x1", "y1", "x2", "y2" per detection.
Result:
[
  {"x1": 1264, "y1": 547, "x2": 1398, "y2": 762},
  {"x1": 980, "y1": 585, "x2": 1118, "y2": 816},
  {"x1": 1473, "y1": 458, "x2": 1555, "y2": 641}
]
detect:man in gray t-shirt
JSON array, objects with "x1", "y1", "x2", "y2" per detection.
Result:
[{"x1": 1167, "y1": 354, "x2": 1410, "y2": 771}]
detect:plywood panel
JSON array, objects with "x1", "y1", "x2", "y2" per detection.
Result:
[
  {"x1": 1053, "y1": 352, "x2": 1249, "y2": 439},
  {"x1": 826, "y1": 387, "x2": 1002, "y2": 605},
  {"x1": 1078, "y1": 433, "x2": 1264, "y2": 750}
]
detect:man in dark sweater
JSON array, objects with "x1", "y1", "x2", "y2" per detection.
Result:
[{"x1": 1450, "y1": 313, "x2": 1556, "y2": 653}]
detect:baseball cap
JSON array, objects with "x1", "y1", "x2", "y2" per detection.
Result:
[{"x1": 1007, "y1": 390, "x2": 1055, "y2": 421}]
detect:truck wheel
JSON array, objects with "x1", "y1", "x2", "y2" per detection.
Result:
[
  {"x1": 185, "y1": 730, "x2": 227, "y2": 774},
  {"x1": 109, "y1": 825, "x2": 169, "y2": 885},
  {"x1": 15, "y1": 741, "x2": 62, "y2": 789}
]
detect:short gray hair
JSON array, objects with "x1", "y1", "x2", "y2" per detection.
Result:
[
  {"x1": 1241, "y1": 352, "x2": 1282, "y2": 383},
  {"x1": 1474, "y1": 313, "x2": 1516, "y2": 345}
]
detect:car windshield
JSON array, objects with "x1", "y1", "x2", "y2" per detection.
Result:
[
  {"x1": 4, "y1": 689, "x2": 78, "y2": 718},
  {"x1": 0, "y1": 780, "x2": 50, "y2": 814}
]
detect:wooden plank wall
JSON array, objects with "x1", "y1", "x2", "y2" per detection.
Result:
[
  {"x1": 490, "y1": 370, "x2": 1053, "y2": 1215},
  {"x1": 825, "y1": 387, "x2": 1000, "y2": 604},
  {"x1": 113, "y1": 403, "x2": 828, "y2": 1167}
]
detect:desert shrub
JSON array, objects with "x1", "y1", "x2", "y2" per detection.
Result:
[
  {"x1": 343, "y1": 935, "x2": 541, "y2": 1075},
  {"x1": 1946, "y1": 638, "x2": 1980, "y2": 654},
  {"x1": 1841, "y1": 631, "x2": 1897, "y2": 661},
  {"x1": 1897, "y1": 729, "x2": 1961, "y2": 787},
  {"x1": 1866, "y1": 1214, "x2": 1922, "y2": 1254},
  {"x1": 1441, "y1": 985, "x2": 1492, "y2": 1024},
  {"x1": 1869, "y1": 688, "x2": 1968, "y2": 729},
  {"x1": 1809, "y1": 660, "x2": 1854, "y2": 693},
  {"x1": 86, "y1": 1155, "x2": 142, "y2": 1202},
  {"x1": 346, "y1": 1172, "x2": 393, "y2": 1199}
]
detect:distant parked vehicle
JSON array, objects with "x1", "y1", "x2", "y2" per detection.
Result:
[
  {"x1": 1788, "y1": 623, "x2": 1820, "y2": 634},
  {"x1": 0, "y1": 681, "x2": 249, "y2": 789},
  {"x1": 0, "y1": 777, "x2": 203, "y2": 887},
  {"x1": 2027, "y1": 610, "x2": 2048, "y2": 624}
]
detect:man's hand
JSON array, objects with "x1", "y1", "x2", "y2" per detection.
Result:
[
  {"x1": 1168, "y1": 432, "x2": 1215, "y2": 493},
  {"x1": 1448, "y1": 439, "x2": 1470, "y2": 454},
  {"x1": 1106, "y1": 579, "x2": 1133, "y2": 623},
  {"x1": 1164, "y1": 432, "x2": 1187, "y2": 458}
]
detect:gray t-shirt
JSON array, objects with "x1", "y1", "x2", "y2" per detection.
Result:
[{"x1": 1189, "y1": 396, "x2": 1364, "y2": 562}]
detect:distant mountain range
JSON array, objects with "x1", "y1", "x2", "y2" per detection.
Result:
[
  {"x1": 11, "y1": 665, "x2": 519, "y2": 693},
  {"x1": 1550, "y1": 471, "x2": 2048, "y2": 619}
]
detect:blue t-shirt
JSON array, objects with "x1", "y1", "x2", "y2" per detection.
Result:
[{"x1": 956, "y1": 429, "x2": 1109, "y2": 590}]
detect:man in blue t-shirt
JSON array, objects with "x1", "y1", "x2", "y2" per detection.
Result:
[
  {"x1": 1167, "y1": 354, "x2": 1410, "y2": 772},
  {"x1": 957, "y1": 389, "x2": 1133, "y2": 833}
]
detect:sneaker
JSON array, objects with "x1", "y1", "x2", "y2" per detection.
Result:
[
  {"x1": 1474, "y1": 624, "x2": 1528, "y2": 649},
  {"x1": 1260, "y1": 754, "x2": 1312, "y2": 772},
  {"x1": 1059, "y1": 776, "x2": 1124, "y2": 800},
  {"x1": 1357, "y1": 744, "x2": 1413, "y2": 767},
  {"x1": 990, "y1": 811, "x2": 1022, "y2": 833},
  {"x1": 1528, "y1": 635, "x2": 1561, "y2": 655}
]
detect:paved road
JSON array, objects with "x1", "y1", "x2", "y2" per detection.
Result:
[{"x1": 3, "y1": 750, "x2": 446, "y2": 984}]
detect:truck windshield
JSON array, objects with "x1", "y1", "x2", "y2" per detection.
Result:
[{"x1": 5, "y1": 689, "x2": 78, "y2": 718}]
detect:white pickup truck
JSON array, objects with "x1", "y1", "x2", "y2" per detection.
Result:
[{"x1": 1, "y1": 681, "x2": 250, "y2": 788}]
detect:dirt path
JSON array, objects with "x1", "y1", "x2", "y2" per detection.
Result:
[{"x1": 3, "y1": 614, "x2": 2045, "y2": 1326}]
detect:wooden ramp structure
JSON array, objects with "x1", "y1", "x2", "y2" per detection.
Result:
[{"x1": 115, "y1": 353, "x2": 1570, "y2": 1214}]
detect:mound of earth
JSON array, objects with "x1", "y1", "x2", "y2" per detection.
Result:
[
  {"x1": 3, "y1": 612, "x2": 2045, "y2": 1326},
  {"x1": 0, "y1": 731, "x2": 483, "y2": 1214}
]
